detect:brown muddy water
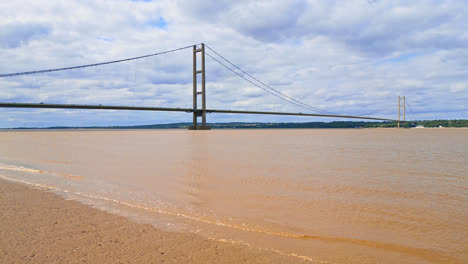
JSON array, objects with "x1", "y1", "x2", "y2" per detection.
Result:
[{"x1": 0, "y1": 129, "x2": 466, "y2": 264}]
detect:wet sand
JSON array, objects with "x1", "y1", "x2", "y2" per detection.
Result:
[{"x1": 0, "y1": 178, "x2": 296, "y2": 264}]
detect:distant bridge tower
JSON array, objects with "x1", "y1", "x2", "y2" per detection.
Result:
[
  {"x1": 398, "y1": 96, "x2": 405, "y2": 128},
  {"x1": 188, "y1": 43, "x2": 211, "y2": 130}
]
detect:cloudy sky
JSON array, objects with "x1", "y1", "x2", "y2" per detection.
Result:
[{"x1": 0, "y1": 0, "x2": 467, "y2": 127}]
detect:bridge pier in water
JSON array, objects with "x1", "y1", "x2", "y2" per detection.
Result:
[{"x1": 188, "y1": 43, "x2": 211, "y2": 130}]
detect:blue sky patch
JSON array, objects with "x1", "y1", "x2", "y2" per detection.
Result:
[
  {"x1": 148, "y1": 17, "x2": 167, "y2": 29},
  {"x1": 97, "y1": 37, "x2": 112, "y2": 42},
  {"x1": 380, "y1": 53, "x2": 421, "y2": 64}
]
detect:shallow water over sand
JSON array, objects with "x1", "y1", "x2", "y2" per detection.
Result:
[{"x1": 1, "y1": 129, "x2": 467, "y2": 263}]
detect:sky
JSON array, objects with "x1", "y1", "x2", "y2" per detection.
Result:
[{"x1": 0, "y1": 0, "x2": 467, "y2": 127}]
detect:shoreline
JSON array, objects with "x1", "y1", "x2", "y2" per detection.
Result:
[
  {"x1": 1, "y1": 127, "x2": 468, "y2": 132},
  {"x1": 0, "y1": 178, "x2": 296, "y2": 263}
]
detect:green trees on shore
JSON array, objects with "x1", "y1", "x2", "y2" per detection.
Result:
[
  {"x1": 363, "y1": 120, "x2": 468, "y2": 128},
  {"x1": 220, "y1": 120, "x2": 468, "y2": 129},
  {"x1": 12, "y1": 119, "x2": 468, "y2": 129}
]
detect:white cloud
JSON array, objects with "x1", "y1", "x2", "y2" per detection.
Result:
[
  {"x1": 451, "y1": 83, "x2": 468, "y2": 93},
  {"x1": 0, "y1": 0, "x2": 467, "y2": 127}
]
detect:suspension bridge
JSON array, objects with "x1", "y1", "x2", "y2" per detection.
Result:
[{"x1": 0, "y1": 43, "x2": 412, "y2": 129}]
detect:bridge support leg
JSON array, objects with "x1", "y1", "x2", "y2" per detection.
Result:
[{"x1": 188, "y1": 43, "x2": 211, "y2": 130}]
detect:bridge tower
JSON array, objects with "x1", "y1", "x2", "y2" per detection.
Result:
[
  {"x1": 188, "y1": 43, "x2": 211, "y2": 130},
  {"x1": 398, "y1": 96, "x2": 405, "y2": 128}
]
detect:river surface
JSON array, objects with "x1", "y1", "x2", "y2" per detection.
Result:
[{"x1": 0, "y1": 129, "x2": 466, "y2": 264}]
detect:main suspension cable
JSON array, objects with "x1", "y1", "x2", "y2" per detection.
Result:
[
  {"x1": 205, "y1": 52, "x2": 335, "y2": 114},
  {"x1": 356, "y1": 102, "x2": 394, "y2": 116},
  {"x1": 0, "y1": 44, "x2": 197, "y2": 78},
  {"x1": 205, "y1": 45, "x2": 337, "y2": 115},
  {"x1": 406, "y1": 99, "x2": 417, "y2": 121}
]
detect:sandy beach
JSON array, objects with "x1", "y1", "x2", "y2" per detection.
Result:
[{"x1": 0, "y1": 178, "x2": 296, "y2": 264}]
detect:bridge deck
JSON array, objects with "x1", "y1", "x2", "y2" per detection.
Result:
[{"x1": 0, "y1": 102, "x2": 399, "y2": 122}]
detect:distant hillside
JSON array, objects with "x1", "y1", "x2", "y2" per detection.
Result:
[{"x1": 9, "y1": 120, "x2": 468, "y2": 129}]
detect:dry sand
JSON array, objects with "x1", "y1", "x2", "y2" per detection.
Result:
[{"x1": 0, "y1": 179, "x2": 297, "y2": 264}]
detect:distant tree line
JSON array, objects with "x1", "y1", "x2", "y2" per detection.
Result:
[
  {"x1": 11, "y1": 120, "x2": 468, "y2": 129},
  {"x1": 363, "y1": 119, "x2": 468, "y2": 128}
]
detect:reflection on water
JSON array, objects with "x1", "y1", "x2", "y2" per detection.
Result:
[{"x1": 0, "y1": 129, "x2": 467, "y2": 264}]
